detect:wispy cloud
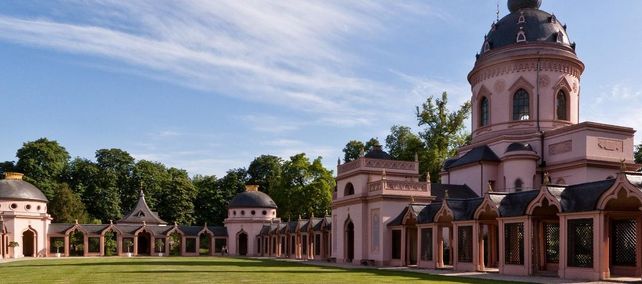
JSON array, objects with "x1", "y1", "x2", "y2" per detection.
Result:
[
  {"x1": 0, "y1": 1, "x2": 438, "y2": 127},
  {"x1": 583, "y1": 83, "x2": 642, "y2": 143}
]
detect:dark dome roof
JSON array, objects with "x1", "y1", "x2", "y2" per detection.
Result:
[
  {"x1": 481, "y1": 2, "x2": 571, "y2": 54},
  {"x1": 506, "y1": 143, "x2": 534, "y2": 153},
  {"x1": 0, "y1": 179, "x2": 48, "y2": 202},
  {"x1": 229, "y1": 190, "x2": 277, "y2": 209},
  {"x1": 364, "y1": 145, "x2": 393, "y2": 160}
]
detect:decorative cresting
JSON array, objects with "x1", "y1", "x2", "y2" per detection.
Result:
[
  {"x1": 367, "y1": 180, "x2": 429, "y2": 193},
  {"x1": 337, "y1": 158, "x2": 417, "y2": 175},
  {"x1": 3, "y1": 172, "x2": 24, "y2": 180}
]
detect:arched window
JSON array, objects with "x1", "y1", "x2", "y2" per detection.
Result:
[
  {"x1": 514, "y1": 179, "x2": 524, "y2": 192},
  {"x1": 344, "y1": 183, "x2": 355, "y2": 196},
  {"x1": 513, "y1": 89, "x2": 530, "y2": 120},
  {"x1": 480, "y1": 97, "x2": 489, "y2": 127},
  {"x1": 556, "y1": 90, "x2": 568, "y2": 120}
]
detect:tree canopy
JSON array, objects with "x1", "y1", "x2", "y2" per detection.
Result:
[
  {"x1": 15, "y1": 138, "x2": 70, "y2": 199},
  {"x1": 635, "y1": 143, "x2": 642, "y2": 165}
]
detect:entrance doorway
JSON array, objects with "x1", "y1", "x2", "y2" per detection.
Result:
[
  {"x1": 345, "y1": 219, "x2": 354, "y2": 263},
  {"x1": 531, "y1": 200, "x2": 560, "y2": 275},
  {"x1": 137, "y1": 231, "x2": 151, "y2": 255},
  {"x1": 238, "y1": 232, "x2": 248, "y2": 256},
  {"x1": 22, "y1": 229, "x2": 35, "y2": 257},
  {"x1": 610, "y1": 218, "x2": 638, "y2": 277}
]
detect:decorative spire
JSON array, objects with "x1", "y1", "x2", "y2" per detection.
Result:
[
  {"x1": 487, "y1": 181, "x2": 494, "y2": 193},
  {"x1": 143, "y1": 220, "x2": 146, "y2": 226},
  {"x1": 426, "y1": 172, "x2": 431, "y2": 182},
  {"x1": 414, "y1": 152, "x2": 419, "y2": 162},
  {"x1": 75, "y1": 219, "x2": 79, "y2": 225},
  {"x1": 444, "y1": 189, "x2": 449, "y2": 200},
  {"x1": 381, "y1": 169, "x2": 387, "y2": 180},
  {"x1": 543, "y1": 172, "x2": 551, "y2": 185},
  {"x1": 109, "y1": 219, "x2": 113, "y2": 225},
  {"x1": 298, "y1": 214, "x2": 302, "y2": 221},
  {"x1": 204, "y1": 222, "x2": 208, "y2": 228},
  {"x1": 337, "y1": 157, "x2": 341, "y2": 166},
  {"x1": 324, "y1": 210, "x2": 328, "y2": 217},
  {"x1": 410, "y1": 195, "x2": 415, "y2": 204},
  {"x1": 496, "y1": 0, "x2": 500, "y2": 21}
]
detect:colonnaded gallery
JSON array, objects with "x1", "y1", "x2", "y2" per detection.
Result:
[{"x1": 1, "y1": 0, "x2": 642, "y2": 282}]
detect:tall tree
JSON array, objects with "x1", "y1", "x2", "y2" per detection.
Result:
[
  {"x1": 129, "y1": 160, "x2": 170, "y2": 212},
  {"x1": 157, "y1": 168, "x2": 197, "y2": 224},
  {"x1": 416, "y1": 92, "x2": 471, "y2": 182},
  {"x1": 385, "y1": 125, "x2": 429, "y2": 179},
  {"x1": 635, "y1": 143, "x2": 642, "y2": 165},
  {"x1": 342, "y1": 138, "x2": 380, "y2": 163},
  {"x1": 15, "y1": 138, "x2": 70, "y2": 199},
  {"x1": 96, "y1": 149, "x2": 134, "y2": 205},
  {"x1": 342, "y1": 140, "x2": 364, "y2": 163},
  {"x1": 193, "y1": 175, "x2": 220, "y2": 225},
  {"x1": 247, "y1": 155, "x2": 282, "y2": 195},
  {"x1": 0, "y1": 161, "x2": 15, "y2": 175},
  {"x1": 65, "y1": 158, "x2": 122, "y2": 222},
  {"x1": 271, "y1": 154, "x2": 334, "y2": 219},
  {"x1": 49, "y1": 183, "x2": 89, "y2": 223},
  {"x1": 213, "y1": 168, "x2": 249, "y2": 224}
]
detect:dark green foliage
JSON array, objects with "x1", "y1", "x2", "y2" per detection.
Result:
[
  {"x1": 157, "y1": 168, "x2": 197, "y2": 225},
  {"x1": 385, "y1": 125, "x2": 431, "y2": 180},
  {"x1": 271, "y1": 154, "x2": 334, "y2": 219},
  {"x1": 104, "y1": 231, "x2": 117, "y2": 256},
  {"x1": 49, "y1": 183, "x2": 89, "y2": 224},
  {"x1": 635, "y1": 143, "x2": 642, "y2": 164},
  {"x1": 15, "y1": 138, "x2": 70, "y2": 199},
  {"x1": 342, "y1": 138, "x2": 379, "y2": 163},
  {"x1": 193, "y1": 175, "x2": 219, "y2": 225},
  {"x1": 64, "y1": 158, "x2": 121, "y2": 222},
  {"x1": 247, "y1": 155, "x2": 282, "y2": 195},
  {"x1": 0, "y1": 161, "x2": 15, "y2": 174}
]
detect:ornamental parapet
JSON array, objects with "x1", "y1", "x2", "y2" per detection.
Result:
[
  {"x1": 337, "y1": 158, "x2": 418, "y2": 176},
  {"x1": 367, "y1": 180, "x2": 430, "y2": 196}
]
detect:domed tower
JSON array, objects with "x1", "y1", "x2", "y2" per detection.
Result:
[
  {"x1": 0, "y1": 172, "x2": 52, "y2": 258},
  {"x1": 224, "y1": 185, "x2": 278, "y2": 256},
  {"x1": 469, "y1": 0, "x2": 584, "y2": 144}
]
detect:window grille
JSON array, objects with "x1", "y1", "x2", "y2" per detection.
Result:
[
  {"x1": 544, "y1": 223, "x2": 559, "y2": 263},
  {"x1": 458, "y1": 226, "x2": 473, "y2": 263},
  {"x1": 611, "y1": 219, "x2": 637, "y2": 266},
  {"x1": 567, "y1": 219, "x2": 593, "y2": 267},
  {"x1": 392, "y1": 230, "x2": 401, "y2": 259},
  {"x1": 504, "y1": 223, "x2": 524, "y2": 265},
  {"x1": 420, "y1": 228, "x2": 433, "y2": 261}
]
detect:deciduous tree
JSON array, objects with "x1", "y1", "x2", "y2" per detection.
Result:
[
  {"x1": 49, "y1": 183, "x2": 89, "y2": 223},
  {"x1": 416, "y1": 92, "x2": 471, "y2": 182},
  {"x1": 247, "y1": 155, "x2": 282, "y2": 195},
  {"x1": 15, "y1": 138, "x2": 70, "y2": 199}
]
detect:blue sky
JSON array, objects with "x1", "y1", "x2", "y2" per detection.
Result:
[{"x1": 1, "y1": 1, "x2": 641, "y2": 177}]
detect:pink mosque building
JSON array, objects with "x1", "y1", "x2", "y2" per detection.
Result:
[{"x1": 1, "y1": 0, "x2": 642, "y2": 282}]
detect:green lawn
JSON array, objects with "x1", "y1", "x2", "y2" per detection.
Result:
[{"x1": 0, "y1": 257, "x2": 526, "y2": 284}]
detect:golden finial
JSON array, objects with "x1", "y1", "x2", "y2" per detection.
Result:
[
  {"x1": 410, "y1": 195, "x2": 415, "y2": 204},
  {"x1": 109, "y1": 219, "x2": 113, "y2": 225},
  {"x1": 621, "y1": 159, "x2": 627, "y2": 172},
  {"x1": 75, "y1": 219, "x2": 78, "y2": 225},
  {"x1": 143, "y1": 220, "x2": 146, "y2": 226},
  {"x1": 426, "y1": 172, "x2": 431, "y2": 182},
  {"x1": 444, "y1": 189, "x2": 449, "y2": 200},
  {"x1": 543, "y1": 172, "x2": 551, "y2": 185},
  {"x1": 382, "y1": 169, "x2": 387, "y2": 180},
  {"x1": 487, "y1": 181, "x2": 493, "y2": 193}
]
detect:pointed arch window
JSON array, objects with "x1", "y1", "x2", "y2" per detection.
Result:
[
  {"x1": 556, "y1": 90, "x2": 568, "y2": 120},
  {"x1": 512, "y1": 89, "x2": 530, "y2": 120},
  {"x1": 480, "y1": 96, "x2": 489, "y2": 127}
]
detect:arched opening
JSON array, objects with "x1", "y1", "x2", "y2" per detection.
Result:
[
  {"x1": 556, "y1": 90, "x2": 568, "y2": 120},
  {"x1": 103, "y1": 230, "x2": 118, "y2": 256},
  {"x1": 22, "y1": 229, "x2": 36, "y2": 257},
  {"x1": 435, "y1": 210, "x2": 454, "y2": 269},
  {"x1": 404, "y1": 214, "x2": 418, "y2": 266},
  {"x1": 168, "y1": 232, "x2": 182, "y2": 256},
  {"x1": 69, "y1": 229, "x2": 85, "y2": 256},
  {"x1": 344, "y1": 183, "x2": 355, "y2": 196},
  {"x1": 480, "y1": 96, "x2": 489, "y2": 127},
  {"x1": 238, "y1": 231, "x2": 248, "y2": 256},
  {"x1": 345, "y1": 219, "x2": 354, "y2": 263},
  {"x1": 512, "y1": 89, "x2": 530, "y2": 121},
  {"x1": 200, "y1": 233, "x2": 211, "y2": 255},
  {"x1": 137, "y1": 231, "x2": 151, "y2": 255},
  {"x1": 514, "y1": 179, "x2": 524, "y2": 192},
  {"x1": 477, "y1": 205, "x2": 499, "y2": 271},
  {"x1": 530, "y1": 198, "x2": 560, "y2": 276}
]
